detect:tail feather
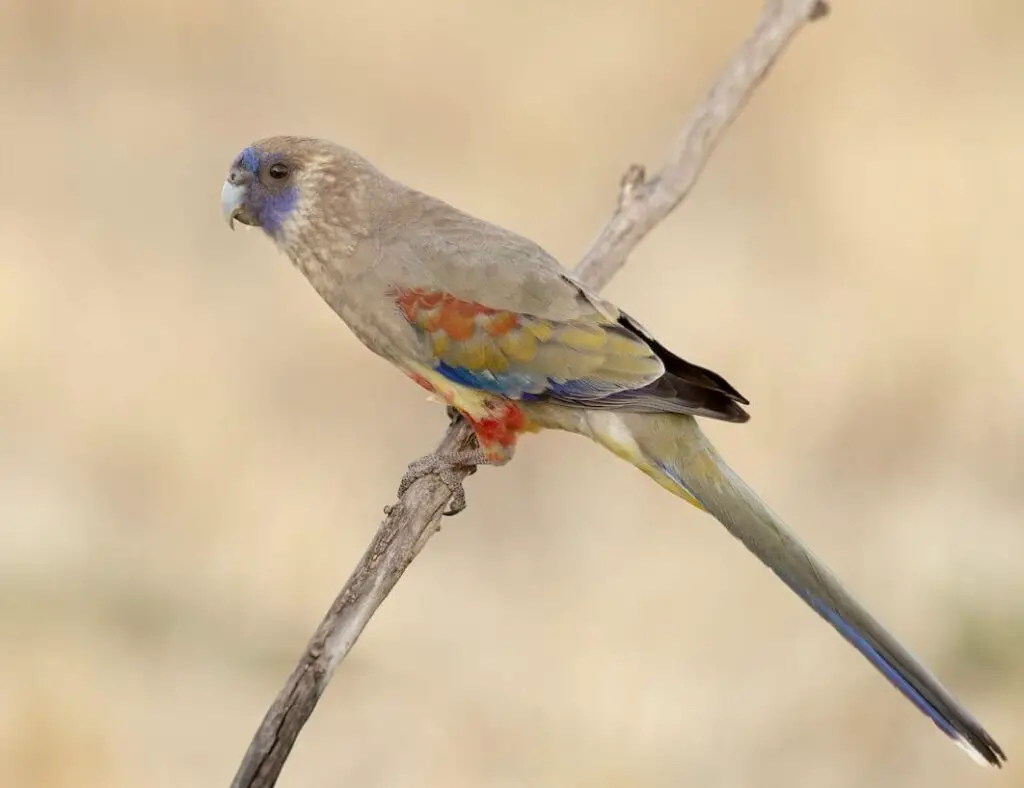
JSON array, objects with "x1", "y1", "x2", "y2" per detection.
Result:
[{"x1": 588, "y1": 411, "x2": 1006, "y2": 767}]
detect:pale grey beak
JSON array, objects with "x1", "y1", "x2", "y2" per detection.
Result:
[{"x1": 221, "y1": 180, "x2": 246, "y2": 230}]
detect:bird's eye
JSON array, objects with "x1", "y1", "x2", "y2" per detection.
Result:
[{"x1": 267, "y1": 162, "x2": 289, "y2": 180}]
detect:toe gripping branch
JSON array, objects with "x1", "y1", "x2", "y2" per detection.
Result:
[{"x1": 394, "y1": 405, "x2": 479, "y2": 516}]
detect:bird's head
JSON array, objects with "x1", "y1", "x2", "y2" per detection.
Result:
[
  {"x1": 222, "y1": 135, "x2": 373, "y2": 246},
  {"x1": 221, "y1": 137, "x2": 307, "y2": 237}
]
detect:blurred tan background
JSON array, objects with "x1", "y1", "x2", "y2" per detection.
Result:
[{"x1": 1, "y1": 1, "x2": 1022, "y2": 786}]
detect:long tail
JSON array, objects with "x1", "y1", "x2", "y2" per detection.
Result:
[{"x1": 585, "y1": 410, "x2": 1006, "y2": 767}]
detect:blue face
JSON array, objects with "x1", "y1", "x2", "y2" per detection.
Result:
[{"x1": 222, "y1": 145, "x2": 300, "y2": 237}]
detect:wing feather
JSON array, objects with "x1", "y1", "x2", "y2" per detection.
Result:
[{"x1": 381, "y1": 193, "x2": 749, "y2": 421}]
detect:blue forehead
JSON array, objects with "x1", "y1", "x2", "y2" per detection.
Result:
[{"x1": 237, "y1": 146, "x2": 260, "y2": 173}]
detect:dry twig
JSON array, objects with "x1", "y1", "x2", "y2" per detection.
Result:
[{"x1": 230, "y1": 2, "x2": 829, "y2": 785}]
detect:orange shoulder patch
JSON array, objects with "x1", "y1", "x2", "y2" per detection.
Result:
[{"x1": 393, "y1": 289, "x2": 521, "y2": 343}]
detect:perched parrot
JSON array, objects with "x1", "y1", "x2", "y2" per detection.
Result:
[{"x1": 221, "y1": 136, "x2": 1005, "y2": 767}]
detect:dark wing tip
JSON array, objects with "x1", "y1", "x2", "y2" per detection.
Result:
[
  {"x1": 661, "y1": 377, "x2": 751, "y2": 423},
  {"x1": 724, "y1": 402, "x2": 751, "y2": 423},
  {"x1": 614, "y1": 312, "x2": 751, "y2": 405}
]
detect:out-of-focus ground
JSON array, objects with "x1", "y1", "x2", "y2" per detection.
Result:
[{"x1": 1, "y1": 1, "x2": 1022, "y2": 786}]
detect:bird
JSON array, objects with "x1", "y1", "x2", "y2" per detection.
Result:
[{"x1": 221, "y1": 135, "x2": 1006, "y2": 767}]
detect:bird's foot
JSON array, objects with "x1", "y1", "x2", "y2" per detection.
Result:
[
  {"x1": 397, "y1": 448, "x2": 487, "y2": 516},
  {"x1": 446, "y1": 405, "x2": 465, "y2": 426}
]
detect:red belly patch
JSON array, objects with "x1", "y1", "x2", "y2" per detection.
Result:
[
  {"x1": 403, "y1": 369, "x2": 530, "y2": 460},
  {"x1": 466, "y1": 401, "x2": 529, "y2": 459}
]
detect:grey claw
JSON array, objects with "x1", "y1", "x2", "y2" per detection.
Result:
[
  {"x1": 396, "y1": 450, "x2": 483, "y2": 516},
  {"x1": 442, "y1": 482, "x2": 466, "y2": 516},
  {"x1": 396, "y1": 458, "x2": 431, "y2": 499}
]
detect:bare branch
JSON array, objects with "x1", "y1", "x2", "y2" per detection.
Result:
[
  {"x1": 230, "y1": 2, "x2": 828, "y2": 786},
  {"x1": 576, "y1": 0, "x2": 829, "y2": 290}
]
